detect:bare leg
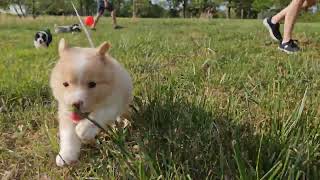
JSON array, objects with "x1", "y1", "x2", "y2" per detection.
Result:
[
  {"x1": 92, "y1": 13, "x2": 102, "y2": 29},
  {"x1": 111, "y1": 10, "x2": 117, "y2": 27},
  {"x1": 271, "y1": 6, "x2": 290, "y2": 24},
  {"x1": 282, "y1": 0, "x2": 305, "y2": 43},
  {"x1": 272, "y1": 0, "x2": 315, "y2": 24}
]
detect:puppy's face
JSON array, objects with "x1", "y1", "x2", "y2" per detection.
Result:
[
  {"x1": 71, "y1": 24, "x2": 81, "y2": 32},
  {"x1": 50, "y1": 39, "x2": 114, "y2": 117},
  {"x1": 34, "y1": 32, "x2": 47, "y2": 48}
]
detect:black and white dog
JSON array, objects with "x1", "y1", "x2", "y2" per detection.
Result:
[
  {"x1": 54, "y1": 24, "x2": 81, "y2": 34},
  {"x1": 34, "y1": 29, "x2": 52, "y2": 48},
  {"x1": 71, "y1": 24, "x2": 81, "y2": 33}
]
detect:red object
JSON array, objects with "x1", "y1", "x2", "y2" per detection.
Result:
[
  {"x1": 70, "y1": 112, "x2": 83, "y2": 123},
  {"x1": 85, "y1": 16, "x2": 94, "y2": 26}
]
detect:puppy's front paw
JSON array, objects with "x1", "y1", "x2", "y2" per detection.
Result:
[
  {"x1": 56, "y1": 152, "x2": 78, "y2": 167},
  {"x1": 75, "y1": 121, "x2": 99, "y2": 143}
]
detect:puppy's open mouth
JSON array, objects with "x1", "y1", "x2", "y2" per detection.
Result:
[
  {"x1": 70, "y1": 112, "x2": 84, "y2": 123},
  {"x1": 69, "y1": 108, "x2": 90, "y2": 124}
]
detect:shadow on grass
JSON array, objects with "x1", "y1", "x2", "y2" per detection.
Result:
[
  {"x1": 130, "y1": 95, "x2": 261, "y2": 179},
  {"x1": 129, "y1": 92, "x2": 319, "y2": 179}
]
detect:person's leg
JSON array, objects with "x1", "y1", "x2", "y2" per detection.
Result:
[
  {"x1": 265, "y1": 0, "x2": 316, "y2": 53},
  {"x1": 111, "y1": 10, "x2": 117, "y2": 27},
  {"x1": 92, "y1": 6, "x2": 105, "y2": 29},
  {"x1": 282, "y1": 0, "x2": 305, "y2": 43},
  {"x1": 263, "y1": 0, "x2": 314, "y2": 42},
  {"x1": 272, "y1": 0, "x2": 316, "y2": 24},
  {"x1": 106, "y1": 2, "x2": 118, "y2": 28},
  {"x1": 271, "y1": 6, "x2": 290, "y2": 24},
  {"x1": 92, "y1": 14, "x2": 101, "y2": 29},
  {"x1": 278, "y1": 0, "x2": 316, "y2": 53},
  {"x1": 281, "y1": 0, "x2": 316, "y2": 43}
]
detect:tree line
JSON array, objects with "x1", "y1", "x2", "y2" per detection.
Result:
[{"x1": 0, "y1": 0, "x2": 316, "y2": 19}]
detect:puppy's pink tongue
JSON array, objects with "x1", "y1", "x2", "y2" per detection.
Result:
[{"x1": 70, "y1": 112, "x2": 83, "y2": 123}]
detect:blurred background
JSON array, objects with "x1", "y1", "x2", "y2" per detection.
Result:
[{"x1": 0, "y1": 0, "x2": 319, "y2": 20}]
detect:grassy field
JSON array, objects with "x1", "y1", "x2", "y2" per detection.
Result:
[{"x1": 1, "y1": 15, "x2": 320, "y2": 179}]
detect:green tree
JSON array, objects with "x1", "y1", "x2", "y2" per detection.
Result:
[
  {"x1": 234, "y1": 0, "x2": 255, "y2": 18},
  {"x1": 133, "y1": 0, "x2": 167, "y2": 18},
  {"x1": 24, "y1": 0, "x2": 40, "y2": 18},
  {"x1": 118, "y1": 0, "x2": 133, "y2": 17},
  {"x1": 0, "y1": 0, "x2": 10, "y2": 9},
  {"x1": 168, "y1": 0, "x2": 188, "y2": 18},
  {"x1": 217, "y1": 0, "x2": 257, "y2": 19},
  {"x1": 188, "y1": 0, "x2": 216, "y2": 18},
  {"x1": 252, "y1": 0, "x2": 273, "y2": 12},
  {"x1": 76, "y1": 0, "x2": 95, "y2": 16}
]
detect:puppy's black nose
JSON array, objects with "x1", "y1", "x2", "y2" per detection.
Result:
[{"x1": 72, "y1": 101, "x2": 83, "y2": 110}]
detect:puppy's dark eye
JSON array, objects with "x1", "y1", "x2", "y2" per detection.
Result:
[
  {"x1": 63, "y1": 82, "x2": 69, "y2": 87},
  {"x1": 88, "y1": 82, "x2": 96, "y2": 88}
]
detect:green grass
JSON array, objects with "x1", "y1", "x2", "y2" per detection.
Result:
[{"x1": 1, "y1": 15, "x2": 320, "y2": 179}]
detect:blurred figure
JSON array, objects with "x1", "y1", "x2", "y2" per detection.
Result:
[
  {"x1": 263, "y1": 0, "x2": 316, "y2": 53},
  {"x1": 91, "y1": 0, "x2": 119, "y2": 30}
]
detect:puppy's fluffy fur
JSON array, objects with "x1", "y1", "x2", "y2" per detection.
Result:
[{"x1": 50, "y1": 39, "x2": 132, "y2": 166}]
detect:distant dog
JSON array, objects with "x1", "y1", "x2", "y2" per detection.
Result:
[
  {"x1": 34, "y1": 29, "x2": 52, "y2": 48},
  {"x1": 54, "y1": 24, "x2": 81, "y2": 34},
  {"x1": 50, "y1": 39, "x2": 133, "y2": 166}
]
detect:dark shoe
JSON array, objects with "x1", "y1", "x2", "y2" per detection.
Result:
[
  {"x1": 278, "y1": 40, "x2": 300, "y2": 54},
  {"x1": 113, "y1": 25, "x2": 122, "y2": 29},
  {"x1": 263, "y1": 17, "x2": 282, "y2": 42}
]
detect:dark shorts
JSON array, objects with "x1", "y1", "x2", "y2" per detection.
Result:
[{"x1": 98, "y1": 1, "x2": 114, "y2": 15}]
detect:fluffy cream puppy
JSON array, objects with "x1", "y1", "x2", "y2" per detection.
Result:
[{"x1": 50, "y1": 39, "x2": 132, "y2": 166}]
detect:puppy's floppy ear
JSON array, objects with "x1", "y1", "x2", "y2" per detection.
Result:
[
  {"x1": 58, "y1": 38, "x2": 68, "y2": 55},
  {"x1": 97, "y1": 42, "x2": 111, "y2": 55}
]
